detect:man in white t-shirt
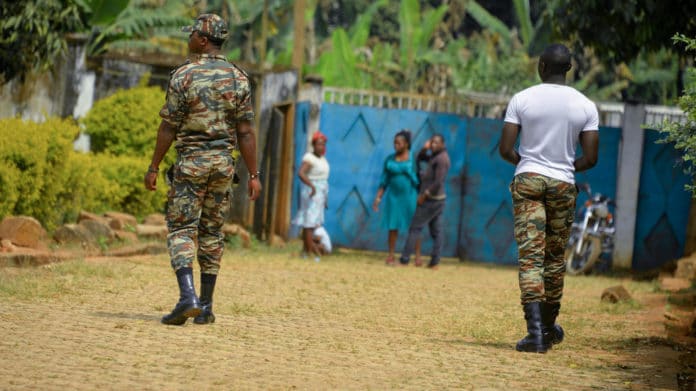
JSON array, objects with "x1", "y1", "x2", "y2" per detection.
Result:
[{"x1": 499, "y1": 44, "x2": 599, "y2": 354}]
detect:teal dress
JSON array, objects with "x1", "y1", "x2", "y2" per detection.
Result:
[{"x1": 379, "y1": 154, "x2": 419, "y2": 231}]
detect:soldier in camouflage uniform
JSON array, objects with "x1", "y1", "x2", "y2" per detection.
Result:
[
  {"x1": 500, "y1": 44, "x2": 599, "y2": 353},
  {"x1": 144, "y1": 14, "x2": 261, "y2": 326}
]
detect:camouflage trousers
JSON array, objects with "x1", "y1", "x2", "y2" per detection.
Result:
[
  {"x1": 511, "y1": 172, "x2": 577, "y2": 305},
  {"x1": 166, "y1": 153, "x2": 235, "y2": 274}
]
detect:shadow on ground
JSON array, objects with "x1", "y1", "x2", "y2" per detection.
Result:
[{"x1": 91, "y1": 311, "x2": 160, "y2": 321}]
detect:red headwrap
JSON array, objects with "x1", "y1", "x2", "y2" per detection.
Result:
[
  {"x1": 311, "y1": 130, "x2": 327, "y2": 156},
  {"x1": 312, "y1": 130, "x2": 327, "y2": 143}
]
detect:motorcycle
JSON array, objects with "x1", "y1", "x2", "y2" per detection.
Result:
[{"x1": 564, "y1": 183, "x2": 616, "y2": 275}]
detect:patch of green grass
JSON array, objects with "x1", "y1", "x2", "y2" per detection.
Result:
[
  {"x1": 97, "y1": 236, "x2": 109, "y2": 252},
  {"x1": 599, "y1": 299, "x2": 643, "y2": 314},
  {"x1": 224, "y1": 234, "x2": 243, "y2": 249},
  {"x1": 223, "y1": 301, "x2": 258, "y2": 316},
  {"x1": 0, "y1": 259, "x2": 134, "y2": 299}
]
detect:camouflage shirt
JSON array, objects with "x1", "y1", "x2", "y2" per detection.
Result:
[{"x1": 159, "y1": 54, "x2": 254, "y2": 155}]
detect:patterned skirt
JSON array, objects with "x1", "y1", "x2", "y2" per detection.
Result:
[{"x1": 293, "y1": 179, "x2": 329, "y2": 229}]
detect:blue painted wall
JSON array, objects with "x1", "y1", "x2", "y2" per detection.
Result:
[
  {"x1": 306, "y1": 104, "x2": 467, "y2": 257},
  {"x1": 292, "y1": 102, "x2": 691, "y2": 268},
  {"x1": 633, "y1": 130, "x2": 693, "y2": 270}
]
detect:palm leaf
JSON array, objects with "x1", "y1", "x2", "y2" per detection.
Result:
[
  {"x1": 84, "y1": 0, "x2": 129, "y2": 26},
  {"x1": 415, "y1": 4, "x2": 448, "y2": 55},
  {"x1": 349, "y1": 0, "x2": 387, "y2": 47},
  {"x1": 466, "y1": 1, "x2": 511, "y2": 45},
  {"x1": 512, "y1": 0, "x2": 533, "y2": 49},
  {"x1": 398, "y1": 0, "x2": 419, "y2": 69}
]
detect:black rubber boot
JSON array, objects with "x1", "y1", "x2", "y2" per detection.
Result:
[
  {"x1": 194, "y1": 273, "x2": 217, "y2": 324},
  {"x1": 541, "y1": 302, "x2": 564, "y2": 348},
  {"x1": 515, "y1": 302, "x2": 547, "y2": 353},
  {"x1": 161, "y1": 267, "x2": 202, "y2": 325}
]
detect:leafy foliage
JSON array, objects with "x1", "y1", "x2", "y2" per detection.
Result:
[
  {"x1": 308, "y1": 0, "x2": 388, "y2": 88},
  {"x1": 659, "y1": 34, "x2": 696, "y2": 195},
  {"x1": 88, "y1": 0, "x2": 192, "y2": 55},
  {"x1": 0, "y1": 116, "x2": 170, "y2": 228},
  {"x1": 0, "y1": 117, "x2": 78, "y2": 229},
  {"x1": 80, "y1": 81, "x2": 176, "y2": 168},
  {"x1": 0, "y1": 0, "x2": 89, "y2": 82},
  {"x1": 84, "y1": 0, "x2": 130, "y2": 26},
  {"x1": 551, "y1": 0, "x2": 696, "y2": 66}
]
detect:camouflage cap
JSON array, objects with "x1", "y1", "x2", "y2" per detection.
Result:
[{"x1": 182, "y1": 13, "x2": 229, "y2": 41}]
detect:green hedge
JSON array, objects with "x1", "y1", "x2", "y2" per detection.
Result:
[
  {"x1": 0, "y1": 115, "x2": 169, "y2": 230},
  {"x1": 0, "y1": 118, "x2": 79, "y2": 230},
  {"x1": 81, "y1": 84, "x2": 177, "y2": 169},
  {"x1": 0, "y1": 82, "x2": 179, "y2": 230}
]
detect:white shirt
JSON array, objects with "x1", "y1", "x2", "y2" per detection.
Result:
[
  {"x1": 302, "y1": 153, "x2": 330, "y2": 181},
  {"x1": 504, "y1": 83, "x2": 599, "y2": 184},
  {"x1": 313, "y1": 226, "x2": 332, "y2": 253}
]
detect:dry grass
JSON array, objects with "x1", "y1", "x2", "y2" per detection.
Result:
[{"x1": 0, "y1": 244, "x2": 679, "y2": 390}]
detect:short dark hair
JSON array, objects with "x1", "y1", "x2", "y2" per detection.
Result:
[
  {"x1": 432, "y1": 133, "x2": 445, "y2": 144},
  {"x1": 395, "y1": 129, "x2": 412, "y2": 149},
  {"x1": 198, "y1": 31, "x2": 225, "y2": 48},
  {"x1": 540, "y1": 44, "x2": 571, "y2": 75}
]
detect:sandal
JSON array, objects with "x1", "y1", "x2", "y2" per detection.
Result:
[
  {"x1": 385, "y1": 255, "x2": 396, "y2": 266},
  {"x1": 414, "y1": 256, "x2": 423, "y2": 267}
]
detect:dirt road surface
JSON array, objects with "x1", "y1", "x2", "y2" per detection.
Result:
[{"x1": 0, "y1": 248, "x2": 680, "y2": 390}]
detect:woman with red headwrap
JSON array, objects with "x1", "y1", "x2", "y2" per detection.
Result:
[{"x1": 293, "y1": 131, "x2": 330, "y2": 261}]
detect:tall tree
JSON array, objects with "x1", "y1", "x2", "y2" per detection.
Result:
[
  {"x1": 552, "y1": 0, "x2": 696, "y2": 99},
  {"x1": 0, "y1": 0, "x2": 90, "y2": 83}
]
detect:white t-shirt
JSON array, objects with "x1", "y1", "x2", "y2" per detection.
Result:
[
  {"x1": 504, "y1": 83, "x2": 599, "y2": 184},
  {"x1": 313, "y1": 226, "x2": 332, "y2": 253},
  {"x1": 302, "y1": 153, "x2": 330, "y2": 181}
]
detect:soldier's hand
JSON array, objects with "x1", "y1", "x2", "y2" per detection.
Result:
[
  {"x1": 248, "y1": 178, "x2": 262, "y2": 200},
  {"x1": 144, "y1": 171, "x2": 158, "y2": 191}
]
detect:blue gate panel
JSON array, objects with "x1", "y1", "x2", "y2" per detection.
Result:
[
  {"x1": 460, "y1": 117, "x2": 517, "y2": 264},
  {"x1": 310, "y1": 103, "x2": 466, "y2": 257},
  {"x1": 574, "y1": 127, "x2": 621, "y2": 208},
  {"x1": 633, "y1": 129, "x2": 693, "y2": 270},
  {"x1": 291, "y1": 102, "x2": 691, "y2": 269}
]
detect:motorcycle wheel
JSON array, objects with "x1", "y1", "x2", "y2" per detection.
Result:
[{"x1": 565, "y1": 234, "x2": 602, "y2": 275}]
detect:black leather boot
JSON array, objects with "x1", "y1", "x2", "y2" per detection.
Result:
[
  {"x1": 515, "y1": 302, "x2": 547, "y2": 353},
  {"x1": 194, "y1": 273, "x2": 216, "y2": 324},
  {"x1": 541, "y1": 302, "x2": 564, "y2": 348},
  {"x1": 161, "y1": 267, "x2": 202, "y2": 325}
]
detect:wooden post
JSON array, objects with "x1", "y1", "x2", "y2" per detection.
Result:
[{"x1": 274, "y1": 104, "x2": 295, "y2": 240}]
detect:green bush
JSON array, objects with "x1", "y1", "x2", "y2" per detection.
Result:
[
  {"x1": 0, "y1": 117, "x2": 79, "y2": 230},
  {"x1": 53, "y1": 152, "x2": 169, "y2": 223},
  {"x1": 91, "y1": 153, "x2": 169, "y2": 217},
  {"x1": 0, "y1": 161, "x2": 20, "y2": 218},
  {"x1": 80, "y1": 83, "x2": 176, "y2": 168},
  {"x1": 0, "y1": 117, "x2": 170, "y2": 230},
  {"x1": 659, "y1": 34, "x2": 696, "y2": 195}
]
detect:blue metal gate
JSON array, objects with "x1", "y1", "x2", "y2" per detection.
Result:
[
  {"x1": 458, "y1": 120, "x2": 621, "y2": 264},
  {"x1": 633, "y1": 130, "x2": 693, "y2": 270},
  {"x1": 292, "y1": 101, "x2": 690, "y2": 267},
  {"x1": 296, "y1": 103, "x2": 467, "y2": 256}
]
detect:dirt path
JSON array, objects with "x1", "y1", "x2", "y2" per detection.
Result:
[{"x1": 0, "y1": 248, "x2": 680, "y2": 390}]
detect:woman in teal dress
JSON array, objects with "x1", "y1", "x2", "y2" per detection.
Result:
[{"x1": 372, "y1": 130, "x2": 422, "y2": 265}]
